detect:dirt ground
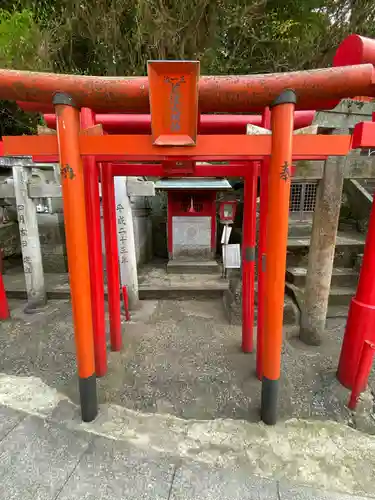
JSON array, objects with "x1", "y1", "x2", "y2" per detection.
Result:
[{"x1": 0, "y1": 297, "x2": 374, "y2": 434}]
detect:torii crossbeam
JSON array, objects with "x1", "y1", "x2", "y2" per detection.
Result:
[{"x1": 0, "y1": 58, "x2": 370, "y2": 425}]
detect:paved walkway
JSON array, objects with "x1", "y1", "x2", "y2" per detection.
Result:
[
  {"x1": 1, "y1": 298, "x2": 375, "y2": 498},
  {"x1": 0, "y1": 403, "x2": 371, "y2": 500}
]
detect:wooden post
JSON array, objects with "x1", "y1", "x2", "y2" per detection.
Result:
[
  {"x1": 13, "y1": 165, "x2": 46, "y2": 312},
  {"x1": 299, "y1": 130, "x2": 348, "y2": 346},
  {"x1": 114, "y1": 177, "x2": 139, "y2": 309}
]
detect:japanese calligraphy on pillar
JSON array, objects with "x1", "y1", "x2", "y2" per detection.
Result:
[
  {"x1": 116, "y1": 203, "x2": 128, "y2": 265},
  {"x1": 17, "y1": 204, "x2": 31, "y2": 272},
  {"x1": 114, "y1": 177, "x2": 139, "y2": 308},
  {"x1": 280, "y1": 161, "x2": 291, "y2": 182},
  {"x1": 13, "y1": 165, "x2": 46, "y2": 309}
]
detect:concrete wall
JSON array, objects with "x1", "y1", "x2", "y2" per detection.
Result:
[
  {"x1": 342, "y1": 179, "x2": 372, "y2": 232},
  {"x1": 132, "y1": 197, "x2": 153, "y2": 265},
  {"x1": 37, "y1": 213, "x2": 67, "y2": 272},
  {"x1": 0, "y1": 193, "x2": 152, "y2": 273},
  {"x1": 149, "y1": 190, "x2": 168, "y2": 259}
]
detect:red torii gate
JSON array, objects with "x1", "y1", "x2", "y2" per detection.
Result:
[
  {"x1": 0, "y1": 62, "x2": 374, "y2": 112},
  {"x1": 41, "y1": 110, "x2": 315, "y2": 134},
  {"x1": 1, "y1": 38, "x2": 375, "y2": 424},
  {"x1": 25, "y1": 101, "x2": 318, "y2": 384}
]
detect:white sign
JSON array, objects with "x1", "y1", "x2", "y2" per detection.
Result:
[
  {"x1": 246, "y1": 124, "x2": 271, "y2": 135},
  {"x1": 221, "y1": 225, "x2": 232, "y2": 245},
  {"x1": 223, "y1": 243, "x2": 241, "y2": 269},
  {"x1": 172, "y1": 216, "x2": 211, "y2": 258}
]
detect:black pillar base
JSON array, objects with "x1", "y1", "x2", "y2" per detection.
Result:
[
  {"x1": 261, "y1": 376, "x2": 279, "y2": 425},
  {"x1": 79, "y1": 373, "x2": 98, "y2": 422}
]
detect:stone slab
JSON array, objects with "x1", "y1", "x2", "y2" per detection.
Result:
[
  {"x1": 3, "y1": 271, "x2": 105, "y2": 299},
  {"x1": 170, "y1": 462, "x2": 278, "y2": 500},
  {"x1": 0, "y1": 404, "x2": 25, "y2": 440},
  {"x1": 172, "y1": 216, "x2": 212, "y2": 259},
  {"x1": 0, "y1": 414, "x2": 90, "y2": 500},
  {"x1": 57, "y1": 435, "x2": 175, "y2": 500},
  {"x1": 286, "y1": 266, "x2": 358, "y2": 288},
  {"x1": 139, "y1": 262, "x2": 228, "y2": 299},
  {"x1": 279, "y1": 482, "x2": 373, "y2": 500},
  {"x1": 167, "y1": 259, "x2": 220, "y2": 275},
  {"x1": 287, "y1": 232, "x2": 365, "y2": 248}
]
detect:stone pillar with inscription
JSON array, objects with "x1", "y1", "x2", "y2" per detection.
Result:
[
  {"x1": 299, "y1": 135, "x2": 347, "y2": 345},
  {"x1": 13, "y1": 165, "x2": 46, "y2": 312},
  {"x1": 114, "y1": 177, "x2": 139, "y2": 309}
]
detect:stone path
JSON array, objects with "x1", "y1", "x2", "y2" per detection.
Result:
[
  {"x1": 1, "y1": 298, "x2": 373, "y2": 429},
  {"x1": 0, "y1": 403, "x2": 372, "y2": 500},
  {"x1": 1, "y1": 297, "x2": 375, "y2": 498}
]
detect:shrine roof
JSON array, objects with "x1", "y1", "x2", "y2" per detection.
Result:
[{"x1": 154, "y1": 178, "x2": 232, "y2": 190}]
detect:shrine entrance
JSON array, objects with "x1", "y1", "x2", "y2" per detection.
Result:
[
  {"x1": 155, "y1": 178, "x2": 232, "y2": 267},
  {"x1": 1, "y1": 59, "x2": 364, "y2": 426}
]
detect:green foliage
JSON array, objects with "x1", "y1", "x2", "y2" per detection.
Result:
[
  {"x1": 0, "y1": 6, "x2": 55, "y2": 137},
  {"x1": 0, "y1": 8, "x2": 50, "y2": 70},
  {"x1": 0, "y1": 100, "x2": 39, "y2": 138}
]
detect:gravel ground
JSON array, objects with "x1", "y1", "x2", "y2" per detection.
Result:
[{"x1": 0, "y1": 297, "x2": 374, "y2": 433}]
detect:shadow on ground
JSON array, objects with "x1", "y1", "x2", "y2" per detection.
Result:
[{"x1": 0, "y1": 298, "x2": 374, "y2": 433}]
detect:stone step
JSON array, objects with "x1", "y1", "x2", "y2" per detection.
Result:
[
  {"x1": 139, "y1": 273, "x2": 229, "y2": 300},
  {"x1": 288, "y1": 222, "x2": 313, "y2": 238},
  {"x1": 286, "y1": 266, "x2": 359, "y2": 288},
  {"x1": 328, "y1": 286, "x2": 356, "y2": 306},
  {"x1": 286, "y1": 281, "x2": 355, "y2": 315},
  {"x1": 361, "y1": 179, "x2": 375, "y2": 198},
  {"x1": 286, "y1": 231, "x2": 365, "y2": 267},
  {"x1": 167, "y1": 260, "x2": 220, "y2": 275},
  {"x1": 326, "y1": 304, "x2": 350, "y2": 318}
]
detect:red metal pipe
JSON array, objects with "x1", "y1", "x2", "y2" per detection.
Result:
[
  {"x1": 242, "y1": 162, "x2": 258, "y2": 353},
  {"x1": 0, "y1": 272, "x2": 9, "y2": 320},
  {"x1": 100, "y1": 162, "x2": 122, "y2": 351},
  {"x1": 167, "y1": 193, "x2": 172, "y2": 255},
  {"x1": 112, "y1": 162, "x2": 256, "y2": 177},
  {"x1": 348, "y1": 340, "x2": 375, "y2": 410},
  {"x1": 53, "y1": 93, "x2": 97, "y2": 422},
  {"x1": 18, "y1": 101, "x2": 55, "y2": 114},
  {"x1": 334, "y1": 35, "x2": 375, "y2": 67},
  {"x1": 337, "y1": 189, "x2": 375, "y2": 388},
  {"x1": 122, "y1": 286, "x2": 131, "y2": 322},
  {"x1": 256, "y1": 107, "x2": 271, "y2": 380},
  {"x1": 3, "y1": 63, "x2": 374, "y2": 112},
  {"x1": 111, "y1": 163, "x2": 163, "y2": 177},
  {"x1": 28, "y1": 156, "x2": 328, "y2": 176},
  {"x1": 80, "y1": 108, "x2": 107, "y2": 376},
  {"x1": 24, "y1": 159, "x2": 257, "y2": 177},
  {"x1": 42, "y1": 111, "x2": 316, "y2": 134},
  {"x1": 261, "y1": 90, "x2": 296, "y2": 425},
  {"x1": 210, "y1": 191, "x2": 216, "y2": 252}
]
